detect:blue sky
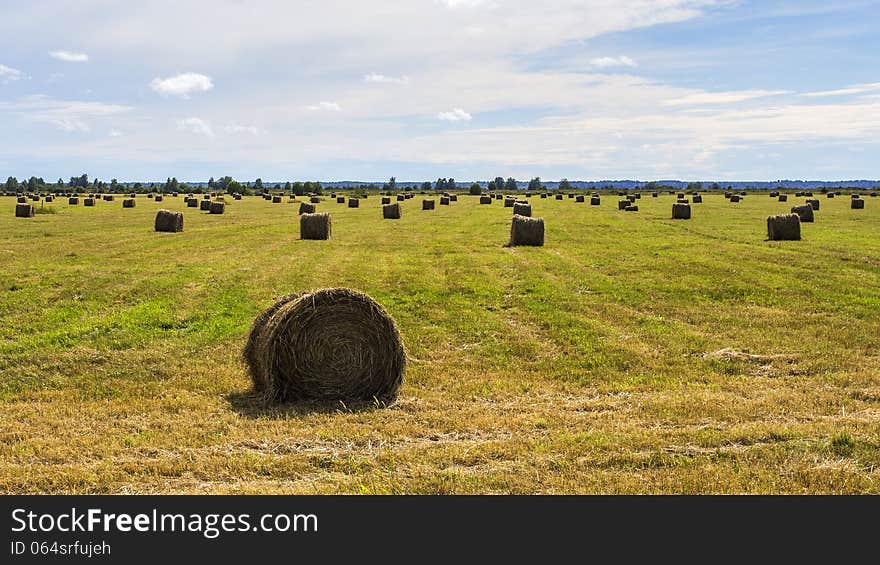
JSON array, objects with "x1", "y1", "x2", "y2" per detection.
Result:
[{"x1": 1, "y1": 0, "x2": 879, "y2": 182}]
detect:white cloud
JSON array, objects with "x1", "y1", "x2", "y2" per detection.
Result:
[
  {"x1": 306, "y1": 101, "x2": 341, "y2": 111},
  {"x1": 437, "y1": 108, "x2": 472, "y2": 121},
  {"x1": 0, "y1": 95, "x2": 132, "y2": 132},
  {"x1": 364, "y1": 72, "x2": 409, "y2": 84},
  {"x1": 177, "y1": 117, "x2": 214, "y2": 137},
  {"x1": 801, "y1": 82, "x2": 880, "y2": 97},
  {"x1": 49, "y1": 50, "x2": 89, "y2": 63},
  {"x1": 0, "y1": 64, "x2": 23, "y2": 82},
  {"x1": 664, "y1": 89, "x2": 790, "y2": 106},
  {"x1": 150, "y1": 72, "x2": 213, "y2": 98},
  {"x1": 589, "y1": 56, "x2": 637, "y2": 68},
  {"x1": 109, "y1": 129, "x2": 123, "y2": 137},
  {"x1": 225, "y1": 123, "x2": 262, "y2": 135}
]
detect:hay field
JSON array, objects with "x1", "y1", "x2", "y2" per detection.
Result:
[{"x1": 2, "y1": 192, "x2": 879, "y2": 493}]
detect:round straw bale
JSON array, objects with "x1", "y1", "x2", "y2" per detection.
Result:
[
  {"x1": 348, "y1": 197, "x2": 359, "y2": 208},
  {"x1": 16, "y1": 196, "x2": 26, "y2": 203},
  {"x1": 309, "y1": 196, "x2": 321, "y2": 204},
  {"x1": 248, "y1": 288, "x2": 405, "y2": 403},
  {"x1": 730, "y1": 195, "x2": 740, "y2": 202},
  {"x1": 273, "y1": 195, "x2": 283, "y2": 203},
  {"x1": 383, "y1": 203, "x2": 401, "y2": 219},
  {"x1": 68, "y1": 197, "x2": 79, "y2": 205},
  {"x1": 449, "y1": 194, "x2": 457, "y2": 201},
  {"x1": 540, "y1": 193, "x2": 547, "y2": 199},
  {"x1": 575, "y1": 195, "x2": 585, "y2": 203},
  {"x1": 84, "y1": 198, "x2": 95, "y2": 206},
  {"x1": 852, "y1": 198, "x2": 865, "y2": 209},
  {"x1": 790, "y1": 204, "x2": 814, "y2": 222},
  {"x1": 617, "y1": 199, "x2": 629, "y2": 210},
  {"x1": 209, "y1": 202, "x2": 225, "y2": 214},
  {"x1": 155, "y1": 209, "x2": 184, "y2": 232},
  {"x1": 778, "y1": 194, "x2": 788, "y2": 202},
  {"x1": 513, "y1": 202, "x2": 532, "y2": 217},
  {"x1": 336, "y1": 196, "x2": 346, "y2": 204},
  {"x1": 480, "y1": 195, "x2": 492, "y2": 204},
  {"x1": 187, "y1": 198, "x2": 198, "y2": 207},
  {"x1": 590, "y1": 196, "x2": 600, "y2": 205},
  {"x1": 155, "y1": 195, "x2": 164, "y2": 202},
  {"x1": 509, "y1": 214, "x2": 544, "y2": 246},
  {"x1": 15, "y1": 203, "x2": 34, "y2": 218},
  {"x1": 504, "y1": 197, "x2": 515, "y2": 208},
  {"x1": 396, "y1": 194, "x2": 405, "y2": 201},
  {"x1": 123, "y1": 198, "x2": 136, "y2": 208},
  {"x1": 692, "y1": 195, "x2": 702, "y2": 203},
  {"x1": 625, "y1": 205, "x2": 639, "y2": 212},
  {"x1": 555, "y1": 194, "x2": 563, "y2": 200},
  {"x1": 767, "y1": 214, "x2": 801, "y2": 241},
  {"x1": 806, "y1": 199, "x2": 820, "y2": 210},
  {"x1": 672, "y1": 202, "x2": 691, "y2": 219},
  {"x1": 422, "y1": 199, "x2": 435, "y2": 210},
  {"x1": 299, "y1": 202, "x2": 316, "y2": 215},
  {"x1": 45, "y1": 196, "x2": 54, "y2": 202},
  {"x1": 440, "y1": 196, "x2": 450, "y2": 205},
  {"x1": 300, "y1": 212, "x2": 332, "y2": 240},
  {"x1": 381, "y1": 196, "x2": 391, "y2": 205},
  {"x1": 199, "y1": 199, "x2": 211, "y2": 211},
  {"x1": 827, "y1": 193, "x2": 835, "y2": 198},
  {"x1": 495, "y1": 194, "x2": 504, "y2": 200}
]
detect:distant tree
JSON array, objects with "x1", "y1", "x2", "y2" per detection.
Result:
[
  {"x1": 528, "y1": 177, "x2": 543, "y2": 191},
  {"x1": 469, "y1": 182, "x2": 482, "y2": 195},
  {"x1": 487, "y1": 180, "x2": 497, "y2": 192},
  {"x1": 284, "y1": 181, "x2": 292, "y2": 192},
  {"x1": 208, "y1": 176, "x2": 216, "y2": 189},
  {"x1": 558, "y1": 178, "x2": 572, "y2": 192},
  {"x1": 421, "y1": 181, "x2": 432, "y2": 191},
  {"x1": 447, "y1": 178, "x2": 455, "y2": 190},
  {"x1": 6, "y1": 176, "x2": 19, "y2": 191},
  {"x1": 133, "y1": 182, "x2": 142, "y2": 191},
  {"x1": 434, "y1": 178, "x2": 446, "y2": 191},
  {"x1": 386, "y1": 176, "x2": 397, "y2": 191},
  {"x1": 227, "y1": 179, "x2": 244, "y2": 194},
  {"x1": 493, "y1": 177, "x2": 505, "y2": 191},
  {"x1": 292, "y1": 181, "x2": 305, "y2": 196},
  {"x1": 710, "y1": 182, "x2": 720, "y2": 191},
  {"x1": 504, "y1": 177, "x2": 518, "y2": 191},
  {"x1": 686, "y1": 182, "x2": 703, "y2": 191},
  {"x1": 254, "y1": 178, "x2": 263, "y2": 191}
]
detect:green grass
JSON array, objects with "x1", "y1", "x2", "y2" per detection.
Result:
[{"x1": 1, "y1": 192, "x2": 878, "y2": 493}]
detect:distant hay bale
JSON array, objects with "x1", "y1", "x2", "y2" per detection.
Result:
[
  {"x1": 790, "y1": 204, "x2": 814, "y2": 223},
  {"x1": 806, "y1": 199, "x2": 820, "y2": 210},
  {"x1": 827, "y1": 193, "x2": 835, "y2": 198},
  {"x1": 509, "y1": 214, "x2": 544, "y2": 246},
  {"x1": 495, "y1": 194, "x2": 503, "y2": 200},
  {"x1": 155, "y1": 195, "x2": 164, "y2": 202},
  {"x1": 513, "y1": 202, "x2": 532, "y2": 217},
  {"x1": 200, "y1": 200, "x2": 212, "y2": 211},
  {"x1": 187, "y1": 198, "x2": 198, "y2": 207},
  {"x1": 618, "y1": 199, "x2": 629, "y2": 210},
  {"x1": 45, "y1": 196, "x2": 54, "y2": 202},
  {"x1": 104, "y1": 195, "x2": 114, "y2": 201},
  {"x1": 244, "y1": 288, "x2": 405, "y2": 403},
  {"x1": 692, "y1": 195, "x2": 702, "y2": 203},
  {"x1": 209, "y1": 202, "x2": 225, "y2": 214},
  {"x1": 348, "y1": 197, "x2": 359, "y2": 208},
  {"x1": 852, "y1": 198, "x2": 865, "y2": 209},
  {"x1": 625, "y1": 205, "x2": 639, "y2": 212},
  {"x1": 627, "y1": 195, "x2": 637, "y2": 202},
  {"x1": 300, "y1": 212, "x2": 332, "y2": 240},
  {"x1": 383, "y1": 203, "x2": 401, "y2": 219},
  {"x1": 381, "y1": 196, "x2": 391, "y2": 205},
  {"x1": 778, "y1": 194, "x2": 788, "y2": 202},
  {"x1": 310, "y1": 196, "x2": 321, "y2": 204},
  {"x1": 68, "y1": 197, "x2": 79, "y2": 205},
  {"x1": 422, "y1": 199, "x2": 435, "y2": 210},
  {"x1": 449, "y1": 194, "x2": 457, "y2": 201},
  {"x1": 555, "y1": 194, "x2": 563, "y2": 200},
  {"x1": 396, "y1": 194, "x2": 405, "y2": 201},
  {"x1": 730, "y1": 195, "x2": 740, "y2": 202},
  {"x1": 15, "y1": 203, "x2": 34, "y2": 218},
  {"x1": 299, "y1": 202, "x2": 316, "y2": 215},
  {"x1": 504, "y1": 198, "x2": 515, "y2": 208},
  {"x1": 155, "y1": 209, "x2": 184, "y2": 232},
  {"x1": 17, "y1": 196, "x2": 26, "y2": 203},
  {"x1": 590, "y1": 196, "x2": 600, "y2": 205},
  {"x1": 440, "y1": 196, "x2": 450, "y2": 205},
  {"x1": 204, "y1": 194, "x2": 212, "y2": 200},
  {"x1": 575, "y1": 195, "x2": 585, "y2": 202},
  {"x1": 337, "y1": 196, "x2": 346, "y2": 203},
  {"x1": 84, "y1": 198, "x2": 95, "y2": 206},
  {"x1": 147, "y1": 193, "x2": 154, "y2": 199},
  {"x1": 672, "y1": 203, "x2": 691, "y2": 219},
  {"x1": 233, "y1": 194, "x2": 242, "y2": 200},
  {"x1": 123, "y1": 199, "x2": 136, "y2": 208},
  {"x1": 871, "y1": 192, "x2": 878, "y2": 197},
  {"x1": 540, "y1": 193, "x2": 547, "y2": 199},
  {"x1": 273, "y1": 196, "x2": 283, "y2": 203},
  {"x1": 767, "y1": 214, "x2": 801, "y2": 241},
  {"x1": 480, "y1": 196, "x2": 492, "y2": 204}
]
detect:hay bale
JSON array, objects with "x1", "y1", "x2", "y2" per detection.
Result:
[
  {"x1": 730, "y1": 195, "x2": 740, "y2": 202},
  {"x1": 827, "y1": 193, "x2": 835, "y2": 199},
  {"x1": 300, "y1": 212, "x2": 332, "y2": 240},
  {"x1": 204, "y1": 194, "x2": 212, "y2": 200},
  {"x1": 806, "y1": 199, "x2": 820, "y2": 210},
  {"x1": 187, "y1": 198, "x2": 198, "y2": 207},
  {"x1": 575, "y1": 195, "x2": 585, "y2": 203},
  {"x1": 381, "y1": 196, "x2": 391, "y2": 205},
  {"x1": 540, "y1": 193, "x2": 547, "y2": 199},
  {"x1": 480, "y1": 196, "x2": 492, "y2": 204},
  {"x1": 513, "y1": 202, "x2": 532, "y2": 217},
  {"x1": 440, "y1": 196, "x2": 450, "y2": 205},
  {"x1": 625, "y1": 205, "x2": 639, "y2": 212},
  {"x1": 396, "y1": 194, "x2": 405, "y2": 201},
  {"x1": 273, "y1": 196, "x2": 283, "y2": 203},
  {"x1": 383, "y1": 203, "x2": 401, "y2": 219},
  {"x1": 509, "y1": 214, "x2": 544, "y2": 246},
  {"x1": 422, "y1": 199, "x2": 435, "y2": 210},
  {"x1": 16, "y1": 196, "x2": 26, "y2": 203},
  {"x1": 791, "y1": 204, "x2": 814, "y2": 223},
  {"x1": 299, "y1": 202, "x2": 316, "y2": 215},
  {"x1": 310, "y1": 196, "x2": 321, "y2": 204},
  {"x1": 233, "y1": 194, "x2": 242, "y2": 200},
  {"x1": 155, "y1": 195, "x2": 164, "y2": 202},
  {"x1": 68, "y1": 197, "x2": 79, "y2": 205},
  {"x1": 767, "y1": 214, "x2": 801, "y2": 241},
  {"x1": 15, "y1": 203, "x2": 34, "y2": 218},
  {"x1": 618, "y1": 199, "x2": 629, "y2": 210},
  {"x1": 692, "y1": 195, "x2": 702, "y2": 203},
  {"x1": 495, "y1": 194, "x2": 503, "y2": 200},
  {"x1": 337, "y1": 196, "x2": 346, "y2": 204},
  {"x1": 45, "y1": 196, "x2": 54, "y2": 203},
  {"x1": 84, "y1": 198, "x2": 95, "y2": 206},
  {"x1": 123, "y1": 199, "x2": 136, "y2": 208},
  {"x1": 672, "y1": 203, "x2": 691, "y2": 219},
  {"x1": 590, "y1": 196, "x2": 600, "y2": 206},
  {"x1": 199, "y1": 200, "x2": 211, "y2": 211},
  {"x1": 778, "y1": 194, "x2": 788, "y2": 202},
  {"x1": 555, "y1": 194, "x2": 563, "y2": 200},
  {"x1": 449, "y1": 194, "x2": 457, "y2": 202},
  {"x1": 209, "y1": 202, "x2": 225, "y2": 214},
  {"x1": 504, "y1": 198, "x2": 515, "y2": 208},
  {"x1": 155, "y1": 209, "x2": 184, "y2": 232},
  {"x1": 244, "y1": 288, "x2": 404, "y2": 403},
  {"x1": 348, "y1": 197, "x2": 359, "y2": 208},
  {"x1": 852, "y1": 198, "x2": 865, "y2": 209}
]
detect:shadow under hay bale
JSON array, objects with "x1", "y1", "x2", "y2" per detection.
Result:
[
  {"x1": 299, "y1": 202, "x2": 316, "y2": 215},
  {"x1": 244, "y1": 288, "x2": 405, "y2": 404},
  {"x1": 123, "y1": 199, "x2": 136, "y2": 208},
  {"x1": 767, "y1": 214, "x2": 801, "y2": 241},
  {"x1": 209, "y1": 202, "x2": 225, "y2": 214},
  {"x1": 15, "y1": 203, "x2": 34, "y2": 218},
  {"x1": 155, "y1": 209, "x2": 184, "y2": 232},
  {"x1": 791, "y1": 204, "x2": 814, "y2": 223},
  {"x1": 422, "y1": 199, "x2": 435, "y2": 210},
  {"x1": 852, "y1": 198, "x2": 865, "y2": 209},
  {"x1": 509, "y1": 214, "x2": 544, "y2": 246},
  {"x1": 672, "y1": 203, "x2": 691, "y2": 219},
  {"x1": 383, "y1": 203, "x2": 401, "y2": 219},
  {"x1": 480, "y1": 195, "x2": 492, "y2": 204},
  {"x1": 348, "y1": 198, "x2": 359, "y2": 208},
  {"x1": 300, "y1": 212, "x2": 331, "y2": 240},
  {"x1": 200, "y1": 200, "x2": 211, "y2": 211}
]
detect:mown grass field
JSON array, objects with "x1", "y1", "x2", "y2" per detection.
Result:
[{"x1": 1, "y1": 191, "x2": 879, "y2": 493}]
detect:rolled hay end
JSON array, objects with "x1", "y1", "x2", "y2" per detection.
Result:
[
  {"x1": 778, "y1": 194, "x2": 788, "y2": 202},
  {"x1": 383, "y1": 203, "x2": 401, "y2": 219},
  {"x1": 513, "y1": 202, "x2": 532, "y2": 217},
  {"x1": 590, "y1": 196, "x2": 600, "y2": 205},
  {"x1": 617, "y1": 199, "x2": 629, "y2": 210},
  {"x1": 15, "y1": 203, "x2": 35, "y2": 218},
  {"x1": 310, "y1": 196, "x2": 321, "y2": 204},
  {"x1": 730, "y1": 195, "x2": 741, "y2": 203},
  {"x1": 155, "y1": 209, "x2": 184, "y2": 232},
  {"x1": 299, "y1": 202, "x2": 316, "y2": 215},
  {"x1": 209, "y1": 202, "x2": 225, "y2": 214},
  {"x1": 509, "y1": 214, "x2": 544, "y2": 246},
  {"x1": 440, "y1": 196, "x2": 450, "y2": 205},
  {"x1": 187, "y1": 198, "x2": 199, "y2": 208},
  {"x1": 396, "y1": 194, "x2": 405, "y2": 201},
  {"x1": 422, "y1": 199, "x2": 435, "y2": 210},
  {"x1": 479, "y1": 195, "x2": 492, "y2": 204},
  {"x1": 767, "y1": 214, "x2": 801, "y2": 241},
  {"x1": 300, "y1": 212, "x2": 332, "y2": 240},
  {"x1": 672, "y1": 203, "x2": 691, "y2": 219},
  {"x1": 84, "y1": 198, "x2": 95, "y2": 207},
  {"x1": 852, "y1": 198, "x2": 865, "y2": 209},
  {"x1": 806, "y1": 199, "x2": 820, "y2": 210},
  {"x1": 246, "y1": 288, "x2": 405, "y2": 403},
  {"x1": 68, "y1": 197, "x2": 79, "y2": 205},
  {"x1": 348, "y1": 197, "x2": 360, "y2": 208},
  {"x1": 272, "y1": 196, "x2": 283, "y2": 203},
  {"x1": 381, "y1": 196, "x2": 391, "y2": 205},
  {"x1": 790, "y1": 204, "x2": 814, "y2": 223},
  {"x1": 123, "y1": 199, "x2": 136, "y2": 208},
  {"x1": 575, "y1": 195, "x2": 585, "y2": 203},
  {"x1": 337, "y1": 196, "x2": 346, "y2": 204},
  {"x1": 504, "y1": 198, "x2": 515, "y2": 208},
  {"x1": 199, "y1": 200, "x2": 212, "y2": 211}
]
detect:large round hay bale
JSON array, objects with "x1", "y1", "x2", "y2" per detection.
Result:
[
  {"x1": 480, "y1": 195, "x2": 492, "y2": 204},
  {"x1": 68, "y1": 197, "x2": 79, "y2": 205},
  {"x1": 449, "y1": 194, "x2": 457, "y2": 202},
  {"x1": 513, "y1": 202, "x2": 532, "y2": 217},
  {"x1": 575, "y1": 195, "x2": 585, "y2": 203},
  {"x1": 509, "y1": 214, "x2": 544, "y2": 246},
  {"x1": 422, "y1": 199, "x2": 435, "y2": 210},
  {"x1": 199, "y1": 200, "x2": 211, "y2": 211},
  {"x1": 440, "y1": 196, "x2": 450, "y2": 205},
  {"x1": 15, "y1": 203, "x2": 34, "y2": 218},
  {"x1": 625, "y1": 205, "x2": 639, "y2": 212},
  {"x1": 617, "y1": 199, "x2": 629, "y2": 210},
  {"x1": 590, "y1": 196, "x2": 600, "y2": 205},
  {"x1": 209, "y1": 202, "x2": 225, "y2": 214},
  {"x1": 310, "y1": 196, "x2": 321, "y2": 204},
  {"x1": 778, "y1": 194, "x2": 788, "y2": 202},
  {"x1": 806, "y1": 199, "x2": 820, "y2": 210},
  {"x1": 336, "y1": 196, "x2": 346, "y2": 204},
  {"x1": 155, "y1": 209, "x2": 184, "y2": 232},
  {"x1": 540, "y1": 193, "x2": 547, "y2": 199},
  {"x1": 299, "y1": 202, "x2": 316, "y2": 215},
  {"x1": 692, "y1": 195, "x2": 702, "y2": 203},
  {"x1": 383, "y1": 203, "x2": 401, "y2": 219},
  {"x1": 123, "y1": 198, "x2": 136, "y2": 208},
  {"x1": 555, "y1": 194, "x2": 563, "y2": 200},
  {"x1": 381, "y1": 196, "x2": 391, "y2": 205},
  {"x1": 504, "y1": 197, "x2": 515, "y2": 208},
  {"x1": 187, "y1": 198, "x2": 199, "y2": 207},
  {"x1": 852, "y1": 198, "x2": 865, "y2": 209},
  {"x1": 730, "y1": 195, "x2": 741, "y2": 202},
  {"x1": 16, "y1": 196, "x2": 26, "y2": 203},
  {"x1": 273, "y1": 195, "x2": 283, "y2": 203},
  {"x1": 827, "y1": 193, "x2": 835, "y2": 199},
  {"x1": 396, "y1": 194, "x2": 405, "y2": 201},
  {"x1": 767, "y1": 214, "x2": 801, "y2": 241},
  {"x1": 246, "y1": 288, "x2": 405, "y2": 403},
  {"x1": 791, "y1": 204, "x2": 814, "y2": 223},
  {"x1": 348, "y1": 197, "x2": 359, "y2": 208},
  {"x1": 84, "y1": 198, "x2": 95, "y2": 206},
  {"x1": 300, "y1": 212, "x2": 331, "y2": 240},
  {"x1": 155, "y1": 195, "x2": 164, "y2": 202},
  {"x1": 495, "y1": 194, "x2": 503, "y2": 200},
  {"x1": 672, "y1": 203, "x2": 691, "y2": 219}
]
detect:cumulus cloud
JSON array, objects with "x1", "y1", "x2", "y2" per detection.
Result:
[
  {"x1": 108, "y1": 129, "x2": 124, "y2": 137},
  {"x1": 150, "y1": 72, "x2": 213, "y2": 98},
  {"x1": 177, "y1": 117, "x2": 214, "y2": 137},
  {"x1": 49, "y1": 50, "x2": 89, "y2": 63},
  {"x1": 306, "y1": 101, "x2": 341, "y2": 111},
  {"x1": 0, "y1": 95, "x2": 132, "y2": 132},
  {"x1": 437, "y1": 108, "x2": 472, "y2": 121},
  {"x1": 364, "y1": 72, "x2": 409, "y2": 84},
  {"x1": 225, "y1": 123, "x2": 262, "y2": 135},
  {"x1": 664, "y1": 89, "x2": 789, "y2": 106},
  {"x1": 589, "y1": 56, "x2": 637, "y2": 68},
  {"x1": 0, "y1": 64, "x2": 23, "y2": 82}
]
